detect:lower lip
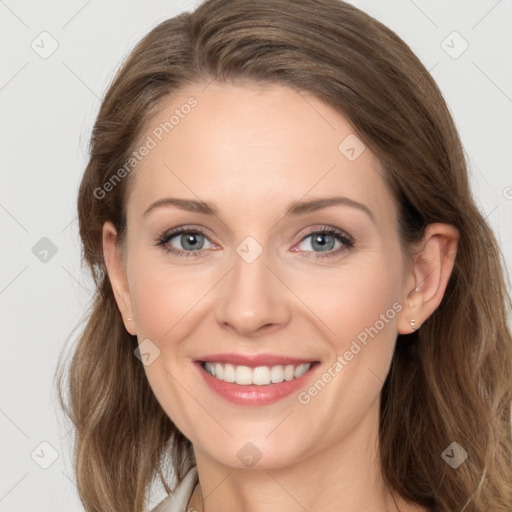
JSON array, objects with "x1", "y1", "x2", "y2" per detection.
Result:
[{"x1": 196, "y1": 362, "x2": 319, "y2": 406}]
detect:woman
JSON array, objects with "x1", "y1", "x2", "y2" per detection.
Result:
[{"x1": 55, "y1": 0, "x2": 512, "y2": 511}]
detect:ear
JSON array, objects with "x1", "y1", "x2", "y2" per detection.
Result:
[
  {"x1": 397, "y1": 223, "x2": 459, "y2": 335},
  {"x1": 102, "y1": 221, "x2": 137, "y2": 335}
]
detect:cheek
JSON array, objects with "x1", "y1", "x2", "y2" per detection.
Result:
[
  {"x1": 302, "y1": 257, "x2": 402, "y2": 353},
  {"x1": 126, "y1": 254, "x2": 210, "y2": 436},
  {"x1": 288, "y1": 263, "x2": 402, "y2": 449},
  {"x1": 338, "y1": 279, "x2": 399, "y2": 345},
  {"x1": 304, "y1": 256, "x2": 402, "y2": 407},
  {"x1": 127, "y1": 253, "x2": 212, "y2": 342}
]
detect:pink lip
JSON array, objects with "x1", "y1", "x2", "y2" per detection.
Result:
[
  {"x1": 197, "y1": 353, "x2": 315, "y2": 368},
  {"x1": 195, "y1": 357, "x2": 320, "y2": 406}
]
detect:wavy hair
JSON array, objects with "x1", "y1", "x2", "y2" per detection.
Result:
[{"x1": 55, "y1": 0, "x2": 512, "y2": 510}]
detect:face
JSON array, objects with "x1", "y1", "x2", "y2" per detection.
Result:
[{"x1": 106, "y1": 81, "x2": 417, "y2": 470}]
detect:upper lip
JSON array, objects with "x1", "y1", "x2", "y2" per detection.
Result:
[{"x1": 196, "y1": 353, "x2": 317, "y2": 368}]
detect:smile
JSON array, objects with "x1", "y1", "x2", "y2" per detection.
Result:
[
  {"x1": 196, "y1": 355, "x2": 319, "y2": 406},
  {"x1": 203, "y1": 362, "x2": 312, "y2": 385}
]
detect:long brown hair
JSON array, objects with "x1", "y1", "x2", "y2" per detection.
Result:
[{"x1": 54, "y1": 0, "x2": 512, "y2": 510}]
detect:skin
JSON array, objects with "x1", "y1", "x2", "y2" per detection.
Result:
[{"x1": 103, "y1": 82, "x2": 458, "y2": 512}]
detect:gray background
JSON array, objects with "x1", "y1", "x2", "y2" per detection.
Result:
[{"x1": 1, "y1": 0, "x2": 511, "y2": 510}]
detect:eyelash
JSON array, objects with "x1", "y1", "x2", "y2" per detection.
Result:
[{"x1": 154, "y1": 225, "x2": 355, "y2": 260}]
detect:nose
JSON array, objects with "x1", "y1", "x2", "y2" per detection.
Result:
[{"x1": 214, "y1": 247, "x2": 291, "y2": 338}]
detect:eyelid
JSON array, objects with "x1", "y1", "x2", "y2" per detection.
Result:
[{"x1": 295, "y1": 224, "x2": 354, "y2": 245}]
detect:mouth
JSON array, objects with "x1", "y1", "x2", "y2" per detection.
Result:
[
  {"x1": 201, "y1": 361, "x2": 313, "y2": 385},
  {"x1": 195, "y1": 354, "x2": 320, "y2": 406}
]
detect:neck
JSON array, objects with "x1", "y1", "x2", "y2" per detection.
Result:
[{"x1": 188, "y1": 402, "x2": 423, "y2": 512}]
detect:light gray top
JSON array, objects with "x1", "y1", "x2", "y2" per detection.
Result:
[{"x1": 149, "y1": 466, "x2": 199, "y2": 512}]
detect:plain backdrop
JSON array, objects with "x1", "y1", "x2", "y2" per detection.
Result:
[{"x1": 1, "y1": 0, "x2": 511, "y2": 510}]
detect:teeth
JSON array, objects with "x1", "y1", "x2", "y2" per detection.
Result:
[
  {"x1": 253, "y1": 366, "x2": 270, "y2": 385},
  {"x1": 223, "y1": 363, "x2": 236, "y2": 382},
  {"x1": 270, "y1": 365, "x2": 284, "y2": 383},
  {"x1": 294, "y1": 364, "x2": 310, "y2": 378},
  {"x1": 203, "y1": 362, "x2": 312, "y2": 385},
  {"x1": 235, "y1": 365, "x2": 252, "y2": 385},
  {"x1": 205, "y1": 362, "x2": 216, "y2": 377},
  {"x1": 284, "y1": 364, "x2": 295, "y2": 381}
]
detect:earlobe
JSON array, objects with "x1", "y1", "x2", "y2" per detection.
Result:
[
  {"x1": 102, "y1": 221, "x2": 137, "y2": 335},
  {"x1": 397, "y1": 223, "x2": 459, "y2": 335},
  {"x1": 397, "y1": 286, "x2": 423, "y2": 334}
]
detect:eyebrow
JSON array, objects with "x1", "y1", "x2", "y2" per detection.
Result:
[{"x1": 143, "y1": 196, "x2": 375, "y2": 222}]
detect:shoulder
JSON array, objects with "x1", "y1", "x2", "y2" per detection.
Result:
[{"x1": 148, "y1": 466, "x2": 199, "y2": 512}]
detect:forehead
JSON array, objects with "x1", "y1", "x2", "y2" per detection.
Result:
[{"x1": 126, "y1": 81, "x2": 395, "y2": 223}]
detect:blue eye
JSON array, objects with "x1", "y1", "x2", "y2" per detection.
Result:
[
  {"x1": 155, "y1": 226, "x2": 354, "y2": 259},
  {"x1": 156, "y1": 228, "x2": 214, "y2": 257},
  {"x1": 292, "y1": 227, "x2": 354, "y2": 259}
]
